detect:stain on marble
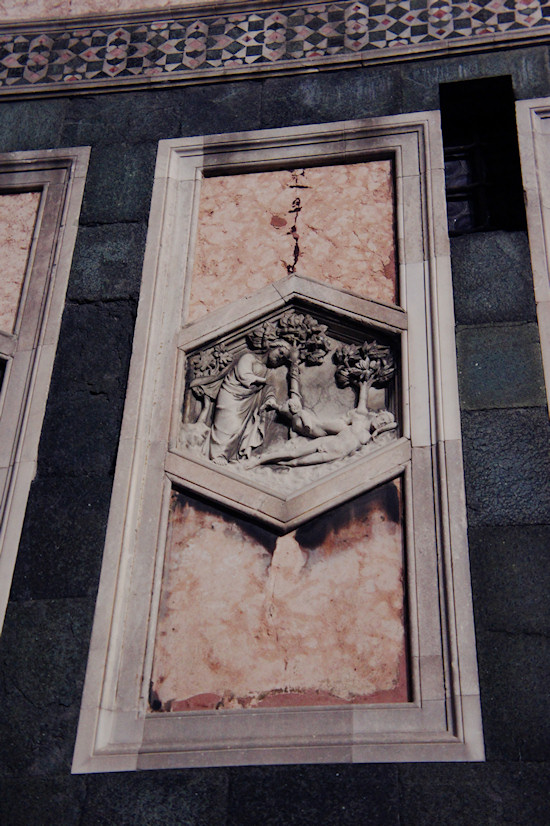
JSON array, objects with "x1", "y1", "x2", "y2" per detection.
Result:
[
  {"x1": 151, "y1": 482, "x2": 407, "y2": 711},
  {"x1": 0, "y1": 192, "x2": 41, "y2": 335},
  {"x1": 188, "y1": 162, "x2": 396, "y2": 322}
]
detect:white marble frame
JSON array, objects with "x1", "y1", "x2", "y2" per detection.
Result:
[
  {"x1": 516, "y1": 97, "x2": 550, "y2": 410},
  {"x1": 73, "y1": 115, "x2": 484, "y2": 772},
  {"x1": 0, "y1": 148, "x2": 90, "y2": 632}
]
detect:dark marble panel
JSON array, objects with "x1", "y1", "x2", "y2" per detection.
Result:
[
  {"x1": 260, "y1": 67, "x2": 402, "y2": 128},
  {"x1": 81, "y1": 770, "x2": 229, "y2": 826},
  {"x1": 399, "y1": 47, "x2": 550, "y2": 112},
  {"x1": 398, "y1": 763, "x2": 550, "y2": 826},
  {"x1": 0, "y1": 776, "x2": 86, "y2": 826},
  {"x1": 37, "y1": 299, "x2": 136, "y2": 477},
  {"x1": 68, "y1": 223, "x2": 147, "y2": 302},
  {"x1": 0, "y1": 598, "x2": 94, "y2": 776},
  {"x1": 0, "y1": 99, "x2": 68, "y2": 153},
  {"x1": 79, "y1": 142, "x2": 157, "y2": 225},
  {"x1": 476, "y1": 630, "x2": 550, "y2": 762},
  {"x1": 38, "y1": 388, "x2": 125, "y2": 476},
  {"x1": 62, "y1": 90, "x2": 182, "y2": 147},
  {"x1": 450, "y1": 232, "x2": 537, "y2": 326},
  {"x1": 46, "y1": 299, "x2": 136, "y2": 398},
  {"x1": 461, "y1": 408, "x2": 550, "y2": 526},
  {"x1": 9, "y1": 473, "x2": 111, "y2": 602},
  {"x1": 456, "y1": 323, "x2": 546, "y2": 410},
  {"x1": 179, "y1": 81, "x2": 262, "y2": 136},
  {"x1": 469, "y1": 526, "x2": 550, "y2": 637},
  {"x1": 226, "y1": 764, "x2": 399, "y2": 826}
]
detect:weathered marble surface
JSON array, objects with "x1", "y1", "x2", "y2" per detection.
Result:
[
  {"x1": 0, "y1": 0, "x2": 195, "y2": 21},
  {"x1": 151, "y1": 483, "x2": 406, "y2": 710},
  {"x1": 0, "y1": 192, "x2": 40, "y2": 335},
  {"x1": 188, "y1": 163, "x2": 396, "y2": 322}
]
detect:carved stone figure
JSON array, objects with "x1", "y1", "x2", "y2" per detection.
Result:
[
  {"x1": 181, "y1": 310, "x2": 331, "y2": 463},
  {"x1": 208, "y1": 341, "x2": 291, "y2": 464},
  {"x1": 245, "y1": 402, "x2": 396, "y2": 469}
]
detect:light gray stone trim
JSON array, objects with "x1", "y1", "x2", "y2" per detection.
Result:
[
  {"x1": 0, "y1": 147, "x2": 90, "y2": 631},
  {"x1": 73, "y1": 115, "x2": 483, "y2": 772},
  {"x1": 516, "y1": 97, "x2": 550, "y2": 411}
]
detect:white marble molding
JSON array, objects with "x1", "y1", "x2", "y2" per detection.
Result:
[
  {"x1": 516, "y1": 97, "x2": 550, "y2": 411},
  {"x1": 72, "y1": 115, "x2": 484, "y2": 772},
  {"x1": 0, "y1": 147, "x2": 90, "y2": 631}
]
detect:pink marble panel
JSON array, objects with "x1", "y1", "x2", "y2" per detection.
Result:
[
  {"x1": 0, "y1": 192, "x2": 41, "y2": 335},
  {"x1": 151, "y1": 482, "x2": 407, "y2": 711},
  {"x1": 0, "y1": 1, "x2": 70, "y2": 21},
  {"x1": 0, "y1": 0, "x2": 217, "y2": 21},
  {"x1": 188, "y1": 162, "x2": 396, "y2": 322}
]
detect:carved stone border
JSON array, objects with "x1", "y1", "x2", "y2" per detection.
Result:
[
  {"x1": 0, "y1": 147, "x2": 90, "y2": 631},
  {"x1": 0, "y1": 1, "x2": 549, "y2": 96},
  {"x1": 516, "y1": 97, "x2": 550, "y2": 410},
  {"x1": 72, "y1": 115, "x2": 483, "y2": 772}
]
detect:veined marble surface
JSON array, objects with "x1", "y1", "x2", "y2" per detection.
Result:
[
  {"x1": 151, "y1": 483, "x2": 406, "y2": 711},
  {"x1": 0, "y1": 191, "x2": 40, "y2": 335},
  {"x1": 0, "y1": 0, "x2": 199, "y2": 21},
  {"x1": 188, "y1": 162, "x2": 396, "y2": 322}
]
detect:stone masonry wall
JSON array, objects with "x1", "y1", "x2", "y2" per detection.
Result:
[{"x1": 0, "y1": 44, "x2": 549, "y2": 824}]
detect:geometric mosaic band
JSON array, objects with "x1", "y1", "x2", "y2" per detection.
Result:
[{"x1": 1, "y1": 0, "x2": 549, "y2": 92}]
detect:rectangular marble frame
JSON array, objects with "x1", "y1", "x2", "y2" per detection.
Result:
[
  {"x1": 72, "y1": 115, "x2": 483, "y2": 772},
  {"x1": 0, "y1": 148, "x2": 90, "y2": 631},
  {"x1": 516, "y1": 97, "x2": 550, "y2": 410}
]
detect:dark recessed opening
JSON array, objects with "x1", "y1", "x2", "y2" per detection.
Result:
[
  {"x1": 0, "y1": 358, "x2": 5, "y2": 394},
  {"x1": 439, "y1": 76, "x2": 526, "y2": 236}
]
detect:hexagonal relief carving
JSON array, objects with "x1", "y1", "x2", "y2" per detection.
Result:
[{"x1": 168, "y1": 278, "x2": 408, "y2": 530}]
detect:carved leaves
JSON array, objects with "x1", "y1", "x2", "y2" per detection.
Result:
[
  {"x1": 334, "y1": 340, "x2": 396, "y2": 391},
  {"x1": 187, "y1": 345, "x2": 233, "y2": 402},
  {"x1": 246, "y1": 310, "x2": 331, "y2": 366},
  {"x1": 189, "y1": 344, "x2": 232, "y2": 379}
]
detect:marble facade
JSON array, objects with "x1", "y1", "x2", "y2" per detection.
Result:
[
  {"x1": 154, "y1": 156, "x2": 403, "y2": 711},
  {"x1": 73, "y1": 118, "x2": 484, "y2": 771}
]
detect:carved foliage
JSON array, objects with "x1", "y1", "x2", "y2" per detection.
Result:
[
  {"x1": 245, "y1": 310, "x2": 331, "y2": 365},
  {"x1": 334, "y1": 340, "x2": 396, "y2": 390}
]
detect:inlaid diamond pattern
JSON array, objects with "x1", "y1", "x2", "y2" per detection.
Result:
[{"x1": 0, "y1": 0, "x2": 547, "y2": 89}]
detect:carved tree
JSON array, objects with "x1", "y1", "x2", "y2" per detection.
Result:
[
  {"x1": 333, "y1": 339, "x2": 395, "y2": 412},
  {"x1": 246, "y1": 310, "x2": 330, "y2": 400},
  {"x1": 187, "y1": 344, "x2": 233, "y2": 423}
]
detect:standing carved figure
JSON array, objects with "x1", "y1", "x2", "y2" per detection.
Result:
[{"x1": 208, "y1": 341, "x2": 292, "y2": 464}]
